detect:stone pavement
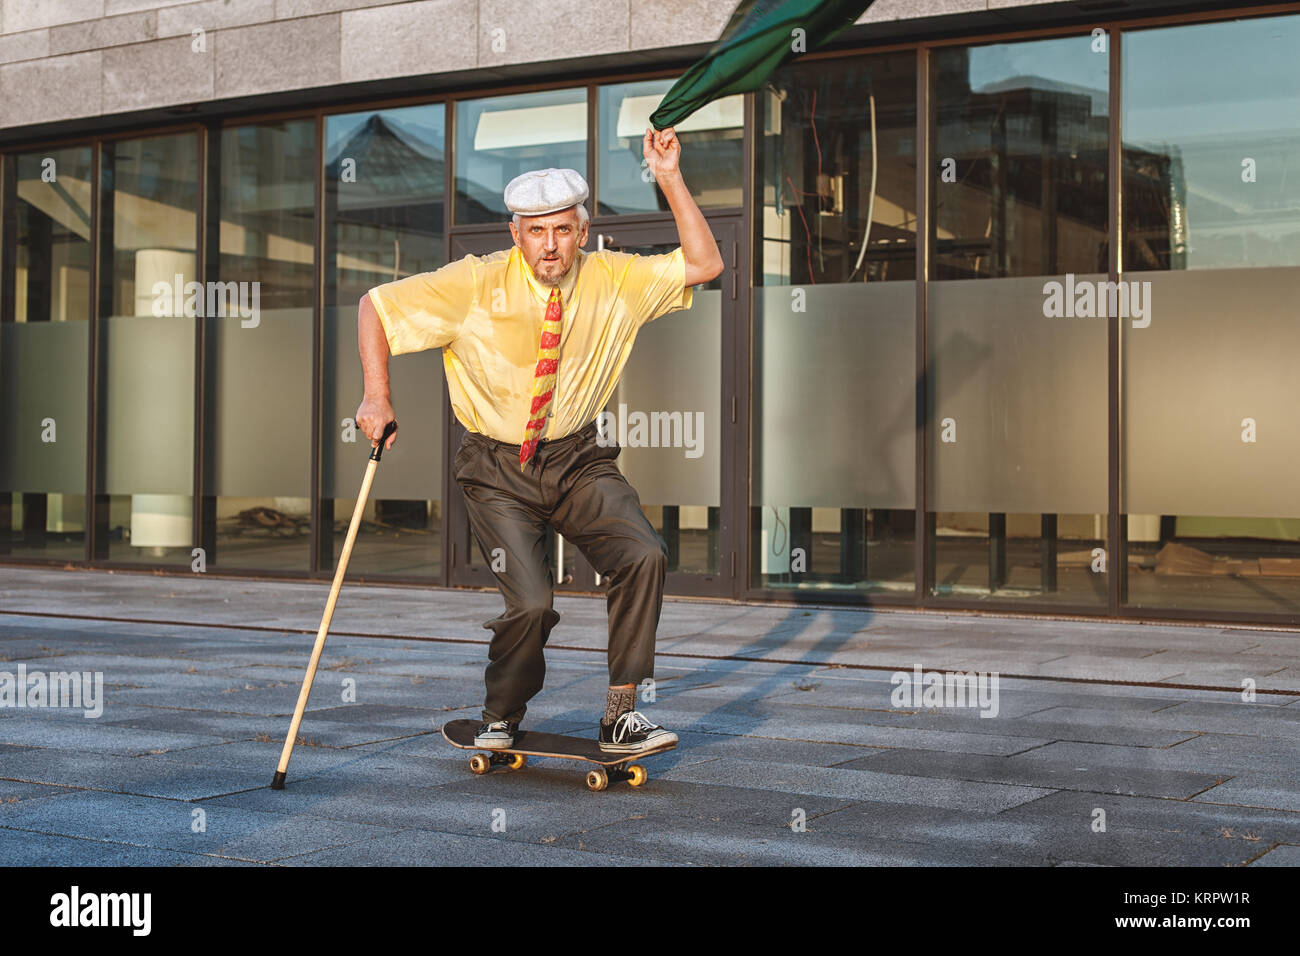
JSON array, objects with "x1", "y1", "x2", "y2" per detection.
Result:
[{"x1": 0, "y1": 566, "x2": 1297, "y2": 866}]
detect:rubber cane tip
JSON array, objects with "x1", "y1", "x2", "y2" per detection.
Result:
[{"x1": 271, "y1": 771, "x2": 287, "y2": 791}]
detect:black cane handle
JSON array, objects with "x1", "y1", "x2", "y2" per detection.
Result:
[{"x1": 369, "y1": 421, "x2": 397, "y2": 462}]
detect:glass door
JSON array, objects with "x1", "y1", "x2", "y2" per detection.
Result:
[
  {"x1": 592, "y1": 221, "x2": 736, "y2": 597},
  {"x1": 445, "y1": 218, "x2": 738, "y2": 598}
]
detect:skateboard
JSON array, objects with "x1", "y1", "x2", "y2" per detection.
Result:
[{"x1": 441, "y1": 718, "x2": 676, "y2": 792}]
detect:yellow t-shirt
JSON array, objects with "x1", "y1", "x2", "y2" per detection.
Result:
[{"x1": 367, "y1": 245, "x2": 693, "y2": 443}]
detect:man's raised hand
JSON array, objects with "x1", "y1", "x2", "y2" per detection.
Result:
[{"x1": 643, "y1": 126, "x2": 681, "y2": 181}]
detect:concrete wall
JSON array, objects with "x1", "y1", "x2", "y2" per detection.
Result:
[
  {"x1": 0, "y1": 0, "x2": 1081, "y2": 132},
  {"x1": 0, "y1": 0, "x2": 1244, "y2": 137}
]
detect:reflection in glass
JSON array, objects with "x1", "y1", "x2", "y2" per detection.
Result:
[
  {"x1": 455, "y1": 89, "x2": 586, "y2": 224},
  {"x1": 929, "y1": 37, "x2": 1109, "y2": 604},
  {"x1": 597, "y1": 80, "x2": 743, "y2": 214},
  {"x1": 94, "y1": 133, "x2": 199, "y2": 564},
  {"x1": 932, "y1": 37, "x2": 1109, "y2": 279},
  {"x1": 1, "y1": 147, "x2": 94, "y2": 560},
  {"x1": 753, "y1": 52, "x2": 918, "y2": 593},
  {"x1": 203, "y1": 120, "x2": 315, "y2": 570},
  {"x1": 1123, "y1": 15, "x2": 1300, "y2": 271},
  {"x1": 323, "y1": 105, "x2": 447, "y2": 577}
]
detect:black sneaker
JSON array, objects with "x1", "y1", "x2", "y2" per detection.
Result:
[
  {"x1": 598, "y1": 710, "x2": 677, "y2": 754},
  {"x1": 474, "y1": 720, "x2": 518, "y2": 749}
]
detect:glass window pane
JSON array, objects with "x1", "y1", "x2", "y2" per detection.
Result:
[
  {"x1": 929, "y1": 37, "x2": 1110, "y2": 605},
  {"x1": 455, "y1": 89, "x2": 586, "y2": 224},
  {"x1": 1123, "y1": 14, "x2": 1300, "y2": 615},
  {"x1": 204, "y1": 119, "x2": 315, "y2": 570},
  {"x1": 1, "y1": 147, "x2": 93, "y2": 560},
  {"x1": 94, "y1": 133, "x2": 199, "y2": 565},
  {"x1": 1123, "y1": 15, "x2": 1300, "y2": 271},
  {"x1": 323, "y1": 105, "x2": 447, "y2": 578},
  {"x1": 932, "y1": 37, "x2": 1109, "y2": 279},
  {"x1": 753, "y1": 52, "x2": 918, "y2": 594},
  {"x1": 597, "y1": 80, "x2": 742, "y2": 214}
]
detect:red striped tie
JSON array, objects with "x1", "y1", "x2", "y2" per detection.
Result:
[{"x1": 520, "y1": 286, "x2": 562, "y2": 468}]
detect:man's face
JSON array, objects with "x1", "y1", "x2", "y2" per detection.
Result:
[{"x1": 509, "y1": 207, "x2": 588, "y2": 286}]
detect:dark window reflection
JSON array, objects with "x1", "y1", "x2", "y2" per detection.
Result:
[{"x1": 932, "y1": 37, "x2": 1109, "y2": 279}]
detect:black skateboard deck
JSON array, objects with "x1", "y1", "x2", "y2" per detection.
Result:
[{"x1": 441, "y1": 718, "x2": 675, "y2": 791}]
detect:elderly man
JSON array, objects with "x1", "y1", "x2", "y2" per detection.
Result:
[{"x1": 355, "y1": 127, "x2": 723, "y2": 753}]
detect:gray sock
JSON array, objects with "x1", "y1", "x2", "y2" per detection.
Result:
[{"x1": 603, "y1": 685, "x2": 635, "y2": 725}]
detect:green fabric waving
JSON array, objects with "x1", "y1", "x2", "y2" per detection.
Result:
[{"x1": 650, "y1": 0, "x2": 876, "y2": 130}]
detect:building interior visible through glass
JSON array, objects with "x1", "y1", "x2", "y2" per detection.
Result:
[
  {"x1": 4, "y1": 12, "x2": 1300, "y2": 618},
  {"x1": 755, "y1": 51, "x2": 919, "y2": 595}
]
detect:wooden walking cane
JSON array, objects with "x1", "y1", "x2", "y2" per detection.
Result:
[{"x1": 272, "y1": 420, "x2": 397, "y2": 790}]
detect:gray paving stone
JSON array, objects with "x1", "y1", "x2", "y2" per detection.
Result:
[
  {"x1": 1031, "y1": 704, "x2": 1300, "y2": 737},
  {"x1": 0, "y1": 720, "x2": 228, "y2": 756},
  {"x1": 0, "y1": 827, "x2": 218, "y2": 866},
  {"x1": 1248, "y1": 844, "x2": 1300, "y2": 866},
  {"x1": 0, "y1": 748, "x2": 268, "y2": 800},
  {"x1": 667, "y1": 729, "x2": 873, "y2": 767},
  {"x1": 283, "y1": 828, "x2": 672, "y2": 866},
  {"x1": 548, "y1": 815, "x2": 1039, "y2": 866},
  {"x1": 632, "y1": 695, "x2": 1193, "y2": 749},
  {"x1": 1024, "y1": 738, "x2": 1297, "y2": 777},
  {"x1": 100, "y1": 710, "x2": 445, "y2": 749},
  {"x1": 846, "y1": 749, "x2": 1222, "y2": 799},
  {"x1": 0, "y1": 780, "x2": 77, "y2": 804},
  {"x1": 1192, "y1": 773, "x2": 1300, "y2": 813},
  {"x1": 219, "y1": 774, "x2": 674, "y2": 843},
  {"x1": 661, "y1": 756, "x2": 1052, "y2": 811},
  {"x1": 0, "y1": 790, "x2": 399, "y2": 863},
  {"x1": 1002, "y1": 789, "x2": 1300, "y2": 846},
  {"x1": 812, "y1": 800, "x2": 1258, "y2": 867}
]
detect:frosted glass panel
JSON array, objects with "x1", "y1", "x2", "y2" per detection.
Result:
[
  {"x1": 755, "y1": 283, "x2": 915, "y2": 509},
  {"x1": 1125, "y1": 267, "x2": 1300, "y2": 517},
  {"x1": 323, "y1": 306, "x2": 445, "y2": 499},
  {"x1": 209, "y1": 309, "x2": 312, "y2": 498},
  {"x1": 929, "y1": 276, "x2": 1108, "y2": 515},
  {"x1": 616, "y1": 289, "x2": 721, "y2": 507},
  {"x1": 0, "y1": 322, "x2": 87, "y2": 493},
  {"x1": 102, "y1": 316, "x2": 194, "y2": 495}
]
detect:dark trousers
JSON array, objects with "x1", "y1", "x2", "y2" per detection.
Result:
[{"x1": 452, "y1": 420, "x2": 668, "y2": 724}]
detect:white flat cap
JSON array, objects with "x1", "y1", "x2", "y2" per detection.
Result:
[{"x1": 504, "y1": 167, "x2": 589, "y2": 216}]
